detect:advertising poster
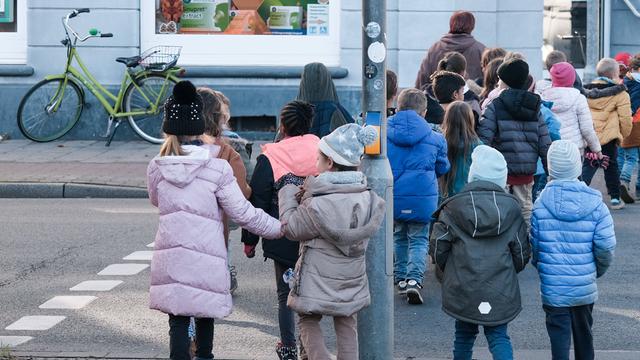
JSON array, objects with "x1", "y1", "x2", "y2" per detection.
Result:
[
  {"x1": 155, "y1": 0, "x2": 330, "y2": 36},
  {"x1": 0, "y1": 0, "x2": 14, "y2": 23}
]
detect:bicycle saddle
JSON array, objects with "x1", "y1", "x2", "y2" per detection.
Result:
[{"x1": 116, "y1": 56, "x2": 141, "y2": 67}]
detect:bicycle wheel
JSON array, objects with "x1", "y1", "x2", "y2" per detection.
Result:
[
  {"x1": 17, "y1": 78, "x2": 83, "y2": 142},
  {"x1": 124, "y1": 74, "x2": 178, "y2": 144}
]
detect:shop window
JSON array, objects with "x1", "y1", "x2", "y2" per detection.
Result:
[
  {"x1": 0, "y1": 0, "x2": 27, "y2": 64},
  {"x1": 142, "y1": 1, "x2": 340, "y2": 66},
  {"x1": 543, "y1": 0, "x2": 587, "y2": 68}
]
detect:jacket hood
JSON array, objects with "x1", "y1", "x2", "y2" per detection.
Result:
[
  {"x1": 541, "y1": 87, "x2": 581, "y2": 113},
  {"x1": 438, "y1": 33, "x2": 479, "y2": 52},
  {"x1": 584, "y1": 82, "x2": 626, "y2": 100},
  {"x1": 262, "y1": 134, "x2": 320, "y2": 181},
  {"x1": 154, "y1": 145, "x2": 212, "y2": 188},
  {"x1": 302, "y1": 172, "x2": 386, "y2": 254},
  {"x1": 498, "y1": 89, "x2": 541, "y2": 121},
  {"x1": 437, "y1": 181, "x2": 521, "y2": 238},
  {"x1": 297, "y1": 62, "x2": 339, "y2": 102},
  {"x1": 539, "y1": 180, "x2": 603, "y2": 221},
  {"x1": 388, "y1": 110, "x2": 431, "y2": 146}
]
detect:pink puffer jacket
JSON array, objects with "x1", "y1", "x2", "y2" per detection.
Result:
[{"x1": 147, "y1": 145, "x2": 281, "y2": 319}]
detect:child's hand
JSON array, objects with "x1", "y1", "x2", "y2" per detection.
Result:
[
  {"x1": 244, "y1": 244, "x2": 256, "y2": 258},
  {"x1": 278, "y1": 221, "x2": 287, "y2": 238}
]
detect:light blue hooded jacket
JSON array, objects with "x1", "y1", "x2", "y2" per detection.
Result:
[{"x1": 530, "y1": 180, "x2": 616, "y2": 307}]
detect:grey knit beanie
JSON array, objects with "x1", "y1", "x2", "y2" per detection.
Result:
[
  {"x1": 468, "y1": 145, "x2": 508, "y2": 188},
  {"x1": 548, "y1": 140, "x2": 582, "y2": 181},
  {"x1": 318, "y1": 124, "x2": 378, "y2": 167}
]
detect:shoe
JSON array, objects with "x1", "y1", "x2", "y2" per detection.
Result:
[
  {"x1": 406, "y1": 279, "x2": 424, "y2": 305},
  {"x1": 620, "y1": 183, "x2": 635, "y2": 204},
  {"x1": 229, "y1": 266, "x2": 238, "y2": 295},
  {"x1": 610, "y1": 198, "x2": 625, "y2": 210},
  {"x1": 396, "y1": 280, "x2": 408, "y2": 295},
  {"x1": 276, "y1": 342, "x2": 298, "y2": 360}
]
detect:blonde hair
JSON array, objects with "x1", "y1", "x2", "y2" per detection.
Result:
[
  {"x1": 159, "y1": 134, "x2": 205, "y2": 156},
  {"x1": 596, "y1": 58, "x2": 619, "y2": 79}
]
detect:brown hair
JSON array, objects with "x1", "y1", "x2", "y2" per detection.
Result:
[
  {"x1": 504, "y1": 51, "x2": 526, "y2": 62},
  {"x1": 545, "y1": 50, "x2": 567, "y2": 71},
  {"x1": 397, "y1": 88, "x2": 428, "y2": 114},
  {"x1": 441, "y1": 101, "x2": 479, "y2": 196},
  {"x1": 481, "y1": 48, "x2": 507, "y2": 70},
  {"x1": 438, "y1": 51, "x2": 467, "y2": 77},
  {"x1": 386, "y1": 70, "x2": 398, "y2": 102},
  {"x1": 449, "y1": 11, "x2": 475, "y2": 34},
  {"x1": 197, "y1": 87, "x2": 231, "y2": 138},
  {"x1": 432, "y1": 71, "x2": 466, "y2": 104},
  {"x1": 480, "y1": 57, "x2": 504, "y2": 100},
  {"x1": 319, "y1": 151, "x2": 358, "y2": 172},
  {"x1": 630, "y1": 54, "x2": 640, "y2": 71}
]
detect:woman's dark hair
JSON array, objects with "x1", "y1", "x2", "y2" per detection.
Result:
[
  {"x1": 431, "y1": 71, "x2": 466, "y2": 104},
  {"x1": 481, "y1": 47, "x2": 507, "y2": 70},
  {"x1": 449, "y1": 11, "x2": 475, "y2": 34},
  {"x1": 480, "y1": 57, "x2": 504, "y2": 101},
  {"x1": 280, "y1": 100, "x2": 314, "y2": 137},
  {"x1": 386, "y1": 70, "x2": 398, "y2": 102},
  {"x1": 438, "y1": 51, "x2": 467, "y2": 77},
  {"x1": 441, "y1": 101, "x2": 479, "y2": 196},
  {"x1": 319, "y1": 151, "x2": 358, "y2": 172}
]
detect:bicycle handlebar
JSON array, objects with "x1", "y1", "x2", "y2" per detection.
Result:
[
  {"x1": 100, "y1": 33, "x2": 113, "y2": 38},
  {"x1": 68, "y1": 8, "x2": 90, "y2": 19},
  {"x1": 63, "y1": 9, "x2": 112, "y2": 43}
]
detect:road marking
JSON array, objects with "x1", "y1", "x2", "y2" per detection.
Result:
[
  {"x1": 70, "y1": 280, "x2": 123, "y2": 292},
  {"x1": 39, "y1": 296, "x2": 97, "y2": 310},
  {"x1": 147, "y1": 242, "x2": 155, "y2": 248},
  {"x1": 97, "y1": 263, "x2": 148, "y2": 276},
  {"x1": 123, "y1": 251, "x2": 153, "y2": 261},
  {"x1": 5, "y1": 316, "x2": 66, "y2": 331},
  {"x1": 0, "y1": 336, "x2": 33, "y2": 347}
]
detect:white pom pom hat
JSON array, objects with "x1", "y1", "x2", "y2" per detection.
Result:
[{"x1": 318, "y1": 123, "x2": 378, "y2": 167}]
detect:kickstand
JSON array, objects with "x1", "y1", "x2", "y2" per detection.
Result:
[{"x1": 105, "y1": 120, "x2": 122, "y2": 147}]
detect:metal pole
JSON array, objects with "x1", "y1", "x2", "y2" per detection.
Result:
[
  {"x1": 358, "y1": 0, "x2": 394, "y2": 359},
  {"x1": 584, "y1": 0, "x2": 601, "y2": 83}
]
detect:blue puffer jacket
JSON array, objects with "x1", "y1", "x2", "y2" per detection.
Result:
[
  {"x1": 388, "y1": 110, "x2": 449, "y2": 223},
  {"x1": 530, "y1": 180, "x2": 616, "y2": 307},
  {"x1": 535, "y1": 101, "x2": 562, "y2": 176}
]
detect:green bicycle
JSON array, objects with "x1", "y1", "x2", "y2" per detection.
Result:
[{"x1": 17, "y1": 8, "x2": 182, "y2": 145}]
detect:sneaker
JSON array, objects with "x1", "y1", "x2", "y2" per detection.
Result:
[
  {"x1": 406, "y1": 279, "x2": 424, "y2": 305},
  {"x1": 620, "y1": 183, "x2": 635, "y2": 204},
  {"x1": 229, "y1": 266, "x2": 238, "y2": 295},
  {"x1": 396, "y1": 280, "x2": 408, "y2": 295},
  {"x1": 610, "y1": 198, "x2": 625, "y2": 210},
  {"x1": 276, "y1": 342, "x2": 298, "y2": 360}
]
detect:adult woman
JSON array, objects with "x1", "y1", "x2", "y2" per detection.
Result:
[{"x1": 415, "y1": 11, "x2": 486, "y2": 89}]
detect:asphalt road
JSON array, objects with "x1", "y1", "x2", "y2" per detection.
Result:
[{"x1": 0, "y1": 197, "x2": 639, "y2": 359}]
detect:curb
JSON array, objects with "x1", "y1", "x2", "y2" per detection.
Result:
[{"x1": 0, "y1": 182, "x2": 148, "y2": 199}]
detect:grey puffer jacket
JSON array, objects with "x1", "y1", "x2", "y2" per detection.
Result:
[
  {"x1": 279, "y1": 171, "x2": 386, "y2": 317},
  {"x1": 478, "y1": 88, "x2": 551, "y2": 176},
  {"x1": 429, "y1": 181, "x2": 530, "y2": 326}
]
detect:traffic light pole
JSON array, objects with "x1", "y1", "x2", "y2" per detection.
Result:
[{"x1": 358, "y1": 1, "x2": 394, "y2": 359}]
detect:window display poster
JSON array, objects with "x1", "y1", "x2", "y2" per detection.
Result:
[
  {"x1": 0, "y1": 0, "x2": 14, "y2": 23},
  {"x1": 155, "y1": 0, "x2": 330, "y2": 35}
]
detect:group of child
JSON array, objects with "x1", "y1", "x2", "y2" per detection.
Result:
[
  {"x1": 387, "y1": 48, "x2": 619, "y2": 360},
  {"x1": 145, "y1": 49, "x2": 623, "y2": 360}
]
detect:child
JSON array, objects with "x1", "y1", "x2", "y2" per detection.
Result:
[
  {"x1": 146, "y1": 81, "x2": 283, "y2": 360},
  {"x1": 620, "y1": 54, "x2": 640, "y2": 202},
  {"x1": 436, "y1": 51, "x2": 482, "y2": 121},
  {"x1": 279, "y1": 124, "x2": 386, "y2": 360},
  {"x1": 478, "y1": 58, "x2": 551, "y2": 225},
  {"x1": 531, "y1": 140, "x2": 616, "y2": 360},
  {"x1": 469, "y1": 47, "x2": 507, "y2": 94},
  {"x1": 441, "y1": 101, "x2": 481, "y2": 198},
  {"x1": 429, "y1": 145, "x2": 530, "y2": 360},
  {"x1": 387, "y1": 69, "x2": 399, "y2": 117},
  {"x1": 479, "y1": 57, "x2": 504, "y2": 104},
  {"x1": 536, "y1": 50, "x2": 584, "y2": 95},
  {"x1": 198, "y1": 87, "x2": 250, "y2": 295},
  {"x1": 432, "y1": 70, "x2": 467, "y2": 113},
  {"x1": 541, "y1": 62, "x2": 600, "y2": 156},
  {"x1": 241, "y1": 101, "x2": 319, "y2": 360},
  {"x1": 583, "y1": 58, "x2": 633, "y2": 209},
  {"x1": 387, "y1": 88, "x2": 450, "y2": 304}
]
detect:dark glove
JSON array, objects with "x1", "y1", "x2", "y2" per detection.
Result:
[{"x1": 244, "y1": 244, "x2": 256, "y2": 258}]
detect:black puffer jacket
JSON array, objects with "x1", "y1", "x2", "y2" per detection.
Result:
[
  {"x1": 478, "y1": 89, "x2": 551, "y2": 176},
  {"x1": 429, "y1": 181, "x2": 530, "y2": 326}
]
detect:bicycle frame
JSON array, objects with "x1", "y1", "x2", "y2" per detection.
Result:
[{"x1": 45, "y1": 46, "x2": 181, "y2": 119}]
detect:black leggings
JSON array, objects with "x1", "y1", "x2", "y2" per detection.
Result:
[
  {"x1": 169, "y1": 315, "x2": 214, "y2": 360},
  {"x1": 274, "y1": 260, "x2": 296, "y2": 346}
]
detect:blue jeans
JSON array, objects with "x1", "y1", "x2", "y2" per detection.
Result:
[
  {"x1": 393, "y1": 221, "x2": 429, "y2": 285},
  {"x1": 618, "y1": 147, "x2": 640, "y2": 189},
  {"x1": 454, "y1": 321, "x2": 513, "y2": 360}
]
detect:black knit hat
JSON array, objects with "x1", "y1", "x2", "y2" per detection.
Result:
[
  {"x1": 498, "y1": 59, "x2": 530, "y2": 90},
  {"x1": 162, "y1": 81, "x2": 205, "y2": 136}
]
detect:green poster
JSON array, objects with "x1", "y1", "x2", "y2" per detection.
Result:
[
  {"x1": 180, "y1": 0, "x2": 229, "y2": 33},
  {"x1": 0, "y1": 0, "x2": 14, "y2": 23}
]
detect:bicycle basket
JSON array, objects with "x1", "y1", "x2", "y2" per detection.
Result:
[{"x1": 139, "y1": 46, "x2": 182, "y2": 72}]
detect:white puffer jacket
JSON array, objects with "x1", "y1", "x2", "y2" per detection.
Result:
[{"x1": 541, "y1": 87, "x2": 601, "y2": 154}]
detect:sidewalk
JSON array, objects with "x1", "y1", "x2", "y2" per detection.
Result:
[{"x1": 0, "y1": 140, "x2": 157, "y2": 197}]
